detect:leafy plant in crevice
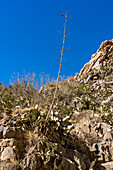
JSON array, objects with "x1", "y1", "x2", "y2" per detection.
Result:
[
  {"x1": 89, "y1": 159, "x2": 96, "y2": 170},
  {"x1": 57, "y1": 79, "x2": 101, "y2": 112},
  {"x1": 38, "y1": 136, "x2": 58, "y2": 166},
  {"x1": 23, "y1": 109, "x2": 42, "y2": 126},
  {"x1": 0, "y1": 93, "x2": 14, "y2": 112},
  {"x1": 23, "y1": 108, "x2": 73, "y2": 135}
]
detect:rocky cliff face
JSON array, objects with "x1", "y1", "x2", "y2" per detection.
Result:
[
  {"x1": 77, "y1": 40, "x2": 113, "y2": 79},
  {"x1": 0, "y1": 40, "x2": 113, "y2": 170}
]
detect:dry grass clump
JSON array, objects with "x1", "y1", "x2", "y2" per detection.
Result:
[{"x1": 25, "y1": 130, "x2": 40, "y2": 147}]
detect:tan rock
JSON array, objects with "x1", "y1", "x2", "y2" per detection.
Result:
[
  {"x1": 101, "y1": 161, "x2": 113, "y2": 169},
  {"x1": 3, "y1": 127, "x2": 16, "y2": 139},
  {"x1": 0, "y1": 138, "x2": 17, "y2": 148},
  {"x1": 75, "y1": 39, "x2": 113, "y2": 79},
  {"x1": 3, "y1": 126, "x2": 24, "y2": 139},
  {"x1": 1, "y1": 147, "x2": 16, "y2": 162},
  {"x1": 0, "y1": 161, "x2": 19, "y2": 170},
  {"x1": 58, "y1": 157, "x2": 77, "y2": 170}
]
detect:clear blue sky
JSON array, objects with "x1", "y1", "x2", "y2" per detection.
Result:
[{"x1": 0, "y1": 0, "x2": 113, "y2": 85}]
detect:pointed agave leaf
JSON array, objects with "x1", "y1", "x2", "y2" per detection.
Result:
[
  {"x1": 45, "y1": 148, "x2": 49, "y2": 153},
  {"x1": 89, "y1": 160, "x2": 96, "y2": 170},
  {"x1": 50, "y1": 151, "x2": 55, "y2": 157}
]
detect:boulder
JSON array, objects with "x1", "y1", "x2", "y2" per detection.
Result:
[
  {"x1": 58, "y1": 157, "x2": 77, "y2": 170},
  {"x1": 0, "y1": 138, "x2": 17, "y2": 148},
  {"x1": 3, "y1": 126, "x2": 24, "y2": 139},
  {"x1": 1, "y1": 147, "x2": 16, "y2": 162},
  {"x1": 3, "y1": 127, "x2": 16, "y2": 139}
]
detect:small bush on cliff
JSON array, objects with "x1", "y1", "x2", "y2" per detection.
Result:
[{"x1": 22, "y1": 107, "x2": 74, "y2": 166}]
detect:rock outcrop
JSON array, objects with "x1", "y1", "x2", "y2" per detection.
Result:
[{"x1": 77, "y1": 40, "x2": 113, "y2": 80}]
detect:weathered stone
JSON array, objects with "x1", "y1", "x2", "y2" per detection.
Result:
[
  {"x1": 20, "y1": 153, "x2": 42, "y2": 170},
  {"x1": 101, "y1": 161, "x2": 113, "y2": 169},
  {"x1": 3, "y1": 127, "x2": 16, "y2": 139},
  {"x1": 3, "y1": 126, "x2": 24, "y2": 139},
  {"x1": 0, "y1": 161, "x2": 19, "y2": 170},
  {"x1": 58, "y1": 157, "x2": 77, "y2": 170},
  {"x1": 0, "y1": 138, "x2": 17, "y2": 148},
  {"x1": 1, "y1": 147, "x2": 16, "y2": 162},
  {"x1": 75, "y1": 39, "x2": 113, "y2": 81}
]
